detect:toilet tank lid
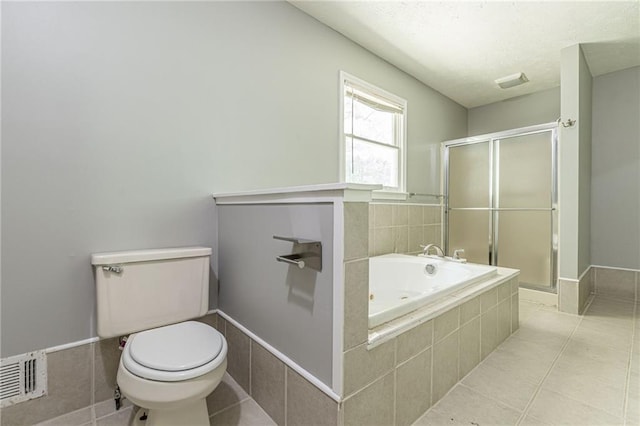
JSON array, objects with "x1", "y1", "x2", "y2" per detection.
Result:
[{"x1": 91, "y1": 247, "x2": 212, "y2": 265}]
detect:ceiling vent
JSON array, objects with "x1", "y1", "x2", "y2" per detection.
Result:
[
  {"x1": 0, "y1": 351, "x2": 47, "y2": 407},
  {"x1": 495, "y1": 72, "x2": 529, "y2": 89}
]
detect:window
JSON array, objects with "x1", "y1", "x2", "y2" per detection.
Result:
[{"x1": 340, "y1": 72, "x2": 407, "y2": 194}]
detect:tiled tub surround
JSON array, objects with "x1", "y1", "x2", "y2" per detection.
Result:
[
  {"x1": 342, "y1": 201, "x2": 520, "y2": 426},
  {"x1": 215, "y1": 267, "x2": 518, "y2": 426},
  {"x1": 343, "y1": 273, "x2": 519, "y2": 426},
  {"x1": 368, "y1": 203, "x2": 443, "y2": 256}
]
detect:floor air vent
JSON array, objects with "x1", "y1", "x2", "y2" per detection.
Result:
[{"x1": 0, "y1": 351, "x2": 47, "y2": 407}]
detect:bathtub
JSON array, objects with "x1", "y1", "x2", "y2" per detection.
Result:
[{"x1": 368, "y1": 254, "x2": 498, "y2": 328}]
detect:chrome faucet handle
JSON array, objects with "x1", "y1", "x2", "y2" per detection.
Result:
[
  {"x1": 420, "y1": 244, "x2": 445, "y2": 257},
  {"x1": 453, "y1": 249, "x2": 465, "y2": 259}
]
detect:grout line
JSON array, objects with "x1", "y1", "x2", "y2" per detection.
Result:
[
  {"x1": 622, "y1": 297, "x2": 638, "y2": 425},
  {"x1": 90, "y1": 342, "x2": 96, "y2": 426},
  {"x1": 514, "y1": 300, "x2": 589, "y2": 425},
  {"x1": 283, "y1": 366, "x2": 288, "y2": 426},
  {"x1": 209, "y1": 396, "x2": 252, "y2": 418}
]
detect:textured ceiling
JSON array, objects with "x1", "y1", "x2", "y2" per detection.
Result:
[{"x1": 290, "y1": 1, "x2": 640, "y2": 108}]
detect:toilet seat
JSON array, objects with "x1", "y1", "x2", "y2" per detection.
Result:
[{"x1": 122, "y1": 321, "x2": 227, "y2": 382}]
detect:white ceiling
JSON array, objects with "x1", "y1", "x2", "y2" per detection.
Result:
[{"x1": 290, "y1": 1, "x2": 640, "y2": 108}]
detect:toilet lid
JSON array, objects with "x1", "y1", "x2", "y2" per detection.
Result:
[{"x1": 129, "y1": 321, "x2": 223, "y2": 371}]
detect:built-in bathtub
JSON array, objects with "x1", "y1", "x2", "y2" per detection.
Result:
[{"x1": 369, "y1": 254, "x2": 498, "y2": 328}]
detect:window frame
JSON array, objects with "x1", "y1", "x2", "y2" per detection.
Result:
[{"x1": 338, "y1": 71, "x2": 408, "y2": 199}]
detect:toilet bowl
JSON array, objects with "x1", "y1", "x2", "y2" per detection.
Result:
[
  {"x1": 116, "y1": 321, "x2": 227, "y2": 426},
  {"x1": 91, "y1": 247, "x2": 226, "y2": 426}
]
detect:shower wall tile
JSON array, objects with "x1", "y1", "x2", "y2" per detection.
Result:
[
  {"x1": 374, "y1": 204, "x2": 392, "y2": 227},
  {"x1": 392, "y1": 204, "x2": 408, "y2": 226},
  {"x1": 373, "y1": 227, "x2": 393, "y2": 256},
  {"x1": 344, "y1": 259, "x2": 369, "y2": 351},
  {"x1": 408, "y1": 205, "x2": 423, "y2": 226},
  {"x1": 344, "y1": 202, "x2": 369, "y2": 261},
  {"x1": 369, "y1": 203, "x2": 443, "y2": 256},
  {"x1": 408, "y1": 225, "x2": 424, "y2": 254}
]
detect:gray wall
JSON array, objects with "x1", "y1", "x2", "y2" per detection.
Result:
[
  {"x1": 218, "y1": 204, "x2": 334, "y2": 387},
  {"x1": 1, "y1": 2, "x2": 467, "y2": 357},
  {"x1": 467, "y1": 87, "x2": 560, "y2": 136},
  {"x1": 591, "y1": 67, "x2": 640, "y2": 270},
  {"x1": 559, "y1": 44, "x2": 592, "y2": 280}
]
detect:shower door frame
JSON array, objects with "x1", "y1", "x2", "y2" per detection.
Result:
[{"x1": 442, "y1": 122, "x2": 559, "y2": 292}]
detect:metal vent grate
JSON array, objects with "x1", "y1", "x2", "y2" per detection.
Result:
[{"x1": 0, "y1": 351, "x2": 47, "y2": 407}]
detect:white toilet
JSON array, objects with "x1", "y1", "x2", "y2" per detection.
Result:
[{"x1": 92, "y1": 247, "x2": 227, "y2": 426}]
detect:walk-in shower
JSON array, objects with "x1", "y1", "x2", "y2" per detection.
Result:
[{"x1": 443, "y1": 123, "x2": 558, "y2": 292}]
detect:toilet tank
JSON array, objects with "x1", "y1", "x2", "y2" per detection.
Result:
[{"x1": 92, "y1": 247, "x2": 212, "y2": 338}]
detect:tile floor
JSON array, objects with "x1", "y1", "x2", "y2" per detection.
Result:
[
  {"x1": 414, "y1": 295, "x2": 639, "y2": 426},
  {"x1": 45, "y1": 295, "x2": 638, "y2": 426}
]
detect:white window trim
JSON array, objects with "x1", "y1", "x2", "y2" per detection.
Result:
[{"x1": 338, "y1": 71, "x2": 408, "y2": 200}]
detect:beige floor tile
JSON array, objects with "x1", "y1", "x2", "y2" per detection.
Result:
[
  {"x1": 572, "y1": 319, "x2": 633, "y2": 352},
  {"x1": 462, "y1": 360, "x2": 538, "y2": 410},
  {"x1": 417, "y1": 384, "x2": 521, "y2": 426},
  {"x1": 518, "y1": 414, "x2": 553, "y2": 425},
  {"x1": 482, "y1": 336, "x2": 559, "y2": 385},
  {"x1": 626, "y1": 370, "x2": 640, "y2": 425},
  {"x1": 527, "y1": 388, "x2": 623, "y2": 425},
  {"x1": 518, "y1": 300, "x2": 542, "y2": 322},
  {"x1": 413, "y1": 407, "x2": 468, "y2": 425},
  {"x1": 520, "y1": 309, "x2": 581, "y2": 335},
  {"x1": 34, "y1": 407, "x2": 92, "y2": 426},
  {"x1": 562, "y1": 339, "x2": 630, "y2": 370},
  {"x1": 541, "y1": 357, "x2": 627, "y2": 418},
  {"x1": 210, "y1": 400, "x2": 276, "y2": 426},
  {"x1": 207, "y1": 373, "x2": 250, "y2": 417},
  {"x1": 587, "y1": 296, "x2": 635, "y2": 313},
  {"x1": 95, "y1": 406, "x2": 136, "y2": 426}
]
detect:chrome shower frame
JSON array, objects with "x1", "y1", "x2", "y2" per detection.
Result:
[{"x1": 442, "y1": 122, "x2": 559, "y2": 292}]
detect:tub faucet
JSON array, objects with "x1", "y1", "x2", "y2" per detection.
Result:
[{"x1": 421, "y1": 244, "x2": 445, "y2": 257}]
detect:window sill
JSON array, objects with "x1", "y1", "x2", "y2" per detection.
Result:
[{"x1": 371, "y1": 190, "x2": 408, "y2": 201}]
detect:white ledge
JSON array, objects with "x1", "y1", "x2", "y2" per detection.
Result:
[{"x1": 213, "y1": 183, "x2": 382, "y2": 204}]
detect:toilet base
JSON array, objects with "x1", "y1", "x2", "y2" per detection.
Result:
[{"x1": 131, "y1": 400, "x2": 209, "y2": 426}]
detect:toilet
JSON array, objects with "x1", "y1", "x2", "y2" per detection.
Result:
[{"x1": 92, "y1": 247, "x2": 227, "y2": 426}]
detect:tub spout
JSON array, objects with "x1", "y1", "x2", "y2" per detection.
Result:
[{"x1": 421, "y1": 244, "x2": 445, "y2": 257}]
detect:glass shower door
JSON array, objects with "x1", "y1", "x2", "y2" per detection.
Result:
[
  {"x1": 495, "y1": 131, "x2": 556, "y2": 289},
  {"x1": 444, "y1": 125, "x2": 557, "y2": 292},
  {"x1": 447, "y1": 141, "x2": 491, "y2": 265}
]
